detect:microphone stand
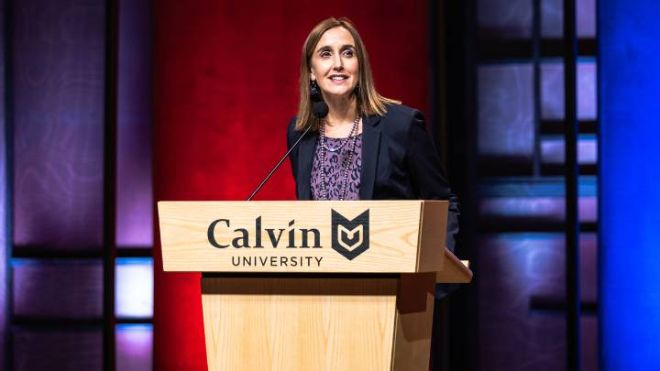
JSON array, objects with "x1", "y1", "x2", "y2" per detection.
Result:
[{"x1": 246, "y1": 124, "x2": 312, "y2": 201}]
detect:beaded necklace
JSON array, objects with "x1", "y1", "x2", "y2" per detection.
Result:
[{"x1": 317, "y1": 116, "x2": 361, "y2": 200}]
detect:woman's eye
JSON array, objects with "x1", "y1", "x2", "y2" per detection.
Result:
[
  {"x1": 343, "y1": 49, "x2": 354, "y2": 57},
  {"x1": 320, "y1": 51, "x2": 331, "y2": 58}
]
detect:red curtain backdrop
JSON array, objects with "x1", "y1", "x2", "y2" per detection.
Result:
[{"x1": 153, "y1": 1, "x2": 428, "y2": 369}]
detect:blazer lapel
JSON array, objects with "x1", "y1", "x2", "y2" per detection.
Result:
[
  {"x1": 359, "y1": 114, "x2": 382, "y2": 199},
  {"x1": 297, "y1": 132, "x2": 317, "y2": 200}
]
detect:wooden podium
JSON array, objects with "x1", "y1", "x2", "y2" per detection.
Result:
[{"x1": 158, "y1": 201, "x2": 472, "y2": 371}]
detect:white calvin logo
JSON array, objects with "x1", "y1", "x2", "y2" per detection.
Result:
[
  {"x1": 331, "y1": 209, "x2": 370, "y2": 260},
  {"x1": 336, "y1": 225, "x2": 364, "y2": 251}
]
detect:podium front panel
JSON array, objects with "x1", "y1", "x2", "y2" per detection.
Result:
[{"x1": 159, "y1": 201, "x2": 447, "y2": 273}]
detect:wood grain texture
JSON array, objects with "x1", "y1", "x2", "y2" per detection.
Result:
[
  {"x1": 435, "y1": 248, "x2": 473, "y2": 283},
  {"x1": 201, "y1": 277, "x2": 399, "y2": 371},
  {"x1": 163, "y1": 201, "x2": 473, "y2": 370},
  {"x1": 159, "y1": 201, "x2": 449, "y2": 273},
  {"x1": 13, "y1": 263, "x2": 103, "y2": 318},
  {"x1": 391, "y1": 273, "x2": 436, "y2": 371},
  {"x1": 13, "y1": 329, "x2": 102, "y2": 370},
  {"x1": 417, "y1": 201, "x2": 448, "y2": 271},
  {"x1": 12, "y1": 0, "x2": 106, "y2": 250}
]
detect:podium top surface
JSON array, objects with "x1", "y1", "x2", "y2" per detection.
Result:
[{"x1": 158, "y1": 200, "x2": 453, "y2": 274}]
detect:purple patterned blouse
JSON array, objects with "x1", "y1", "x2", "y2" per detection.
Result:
[{"x1": 310, "y1": 134, "x2": 363, "y2": 200}]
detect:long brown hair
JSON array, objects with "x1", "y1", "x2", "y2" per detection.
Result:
[{"x1": 295, "y1": 17, "x2": 400, "y2": 131}]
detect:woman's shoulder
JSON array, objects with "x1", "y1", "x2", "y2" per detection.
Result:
[
  {"x1": 286, "y1": 116, "x2": 300, "y2": 148},
  {"x1": 379, "y1": 104, "x2": 424, "y2": 132},
  {"x1": 384, "y1": 103, "x2": 419, "y2": 117},
  {"x1": 287, "y1": 116, "x2": 299, "y2": 134},
  {"x1": 287, "y1": 116, "x2": 297, "y2": 128}
]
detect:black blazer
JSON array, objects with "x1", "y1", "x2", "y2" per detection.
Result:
[{"x1": 287, "y1": 104, "x2": 459, "y2": 252}]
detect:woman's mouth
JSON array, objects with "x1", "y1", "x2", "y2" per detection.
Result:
[{"x1": 329, "y1": 74, "x2": 349, "y2": 83}]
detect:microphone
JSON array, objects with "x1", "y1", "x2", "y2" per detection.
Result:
[
  {"x1": 312, "y1": 100, "x2": 328, "y2": 119},
  {"x1": 246, "y1": 105, "x2": 327, "y2": 201}
]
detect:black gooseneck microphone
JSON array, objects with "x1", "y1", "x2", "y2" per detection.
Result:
[{"x1": 246, "y1": 100, "x2": 328, "y2": 201}]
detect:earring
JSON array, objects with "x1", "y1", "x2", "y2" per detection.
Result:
[{"x1": 310, "y1": 80, "x2": 322, "y2": 101}]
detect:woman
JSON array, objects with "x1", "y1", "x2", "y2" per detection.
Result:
[{"x1": 287, "y1": 17, "x2": 459, "y2": 252}]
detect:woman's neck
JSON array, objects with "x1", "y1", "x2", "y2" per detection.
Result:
[{"x1": 324, "y1": 94, "x2": 357, "y2": 126}]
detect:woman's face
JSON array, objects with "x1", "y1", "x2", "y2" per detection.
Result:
[{"x1": 310, "y1": 26, "x2": 359, "y2": 100}]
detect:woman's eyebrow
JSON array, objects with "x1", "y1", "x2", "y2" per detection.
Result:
[
  {"x1": 316, "y1": 45, "x2": 332, "y2": 53},
  {"x1": 316, "y1": 44, "x2": 355, "y2": 53}
]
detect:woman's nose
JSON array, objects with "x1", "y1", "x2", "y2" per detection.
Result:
[{"x1": 332, "y1": 55, "x2": 344, "y2": 70}]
